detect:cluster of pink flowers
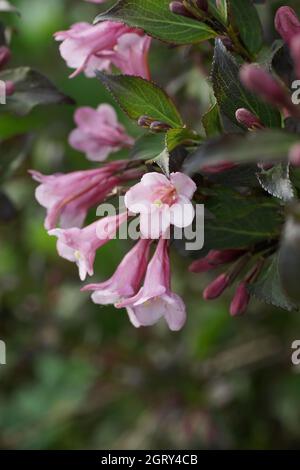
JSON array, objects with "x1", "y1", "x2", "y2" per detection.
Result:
[{"x1": 31, "y1": 7, "x2": 198, "y2": 331}]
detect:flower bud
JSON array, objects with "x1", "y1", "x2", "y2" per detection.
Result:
[
  {"x1": 0, "y1": 46, "x2": 11, "y2": 70},
  {"x1": 203, "y1": 273, "x2": 230, "y2": 300},
  {"x1": 240, "y1": 64, "x2": 290, "y2": 109},
  {"x1": 149, "y1": 121, "x2": 172, "y2": 132},
  {"x1": 189, "y1": 257, "x2": 216, "y2": 273},
  {"x1": 235, "y1": 108, "x2": 264, "y2": 130},
  {"x1": 5, "y1": 81, "x2": 15, "y2": 96},
  {"x1": 169, "y1": 1, "x2": 194, "y2": 18},
  {"x1": 275, "y1": 6, "x2": 300, "y2": 46},
  {"x1": 138, "y1": 115, "x2": 152, "y2": 127},
  {"x1": 207, "y1": 249, "x2": 245, "y2": 265},
  {"x1": 201, "y1": 161, "x2": 236, "y2": 174},
  {"x1": 289, "y1": 143, "x2": 300, "y2": 167},
  {"x1": 229, "y1": 282, "x2": 250, "y2": 317}
]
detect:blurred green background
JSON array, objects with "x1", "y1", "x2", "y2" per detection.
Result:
[{"x1": 1, "y1": 0, "x2": 300, "y2": 450}]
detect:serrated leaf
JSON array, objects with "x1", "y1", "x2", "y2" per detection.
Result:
[
  {"x1": 166, "y1": 128, "x2": 201, "y2": 152},
  {"x1": 202, "y1": 102, "x2": 222, "y2": 137},
  {"x1": 96, "y1": 72, "x2": 183, "y2": 128},
  {"x1": 230, "y1": 0, "x2": 263, "y2": 55},
  {"x1": 0, "y1": 67, "x2": 74, "y2": 115},
  {"x1": 129, "y1": 132, "x2": 165, "y2": 160},
  {"x1": 0, "y1": 134, "x2": 33, "y2": 183},
  {"x1": 248, "y1": 254, "x2": 298, "y2": 312},
  {"x1": 154, "y1": 148, "x2": 170, "y2": 177},
  {"x1": 184, "y1": 130, "x2": 299, "y2": 175},
  {"x1": 257, "y1": 163, "x2": 295, "y2": 202},
  {"x1": 94, "y1": 0, "x2": 217, "y2": 45},
  {"x1": 212, "y1": 40, "x2": 282, "y2": 129}
]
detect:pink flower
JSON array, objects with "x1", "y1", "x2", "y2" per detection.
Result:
[
  {"x1": 107, "y1": 33, "x2": 151, "y2": 79},
  {"x1": 30, "y1": 160, "x2": 128, "y2": 230},
  {"x1": 49, "y1": 212, "x2": 128, "y2": 281},
  {"x1": 69, "y1": 104, "x2": 134, "y2": 161},
  {"x1": 54, "y1": 21, "x2": 151, "y2": 79},
  {"x1": 230, "y1": 282, "x2": 250, "y2": 317},
  {"x1": 125, "y1": 172, "x2": 196, "y2": 239},
  {"x1": 117, "y1": 238, "x2": 187, "y2": 331},
  {"x1": 0, "y1": 46, "x2": 11, "y2": 70},
  {"x1": 82, "y1": 238, "x2": 152, "y2": 304}
]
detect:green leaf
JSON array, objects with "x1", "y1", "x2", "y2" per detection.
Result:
[
  {"x1": 211, "y1": 40, "x2": 282, "y2": 129},
  {"x1": 203, "y1": 188, "x2": 282, "y2": 250},
  {"x1": 0, "y1": 134, "x2": 33, "y2": 183},
  {"x1": 0, "y1": 67, "x2": 74, "y2": 115},
  {"x1": 209, "y1": 0, "x2": 228, "y2": 25},
  {"x1": 204, "y1": 204, "x2": 282, "y2": 250},
  {"x1": 202, "y1": 102, "x2": 222, "y2": 137},
  {"x1": 94, "y1": 0, "x2": 217, "y2": 45},
  {"x1": 166, "y1": 128, "x2": 201, "y2": 152},
  {"x1": 229, "y1": 0, "x2": 263, "y2": 55},
  {"x1": 96, "y1": 72, "x2": 183, "y2": 128},
  {"x1": 249, "y1": 254, "x2": 298, "y2": 312},
  {"x1": 129, "y1": 132, "x2": 165, "y2": 160},
  {"x1": 184, "y1": 130, "x2": 299, "y2": 175},
  {"x1": 257, "y1": 163, "x2": 295, "y2": 202}
]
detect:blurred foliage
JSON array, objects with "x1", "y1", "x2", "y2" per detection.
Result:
[{"x1": 0, "y1": 0, "x2": 300, "y2": 450}]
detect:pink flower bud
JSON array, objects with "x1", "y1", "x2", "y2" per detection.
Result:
[
  {"x1": 207, "y1": 249, "x2": 245, "y2": 265},
  {"x1": 275, "y1": 6, "x2": 300, "y2": 46},
  {"x1": 5, "y1": 81, "x2": 15, "y2": 96},
  {"x1": 0, "y1": 46, "x2": 11, "y2": 69},
  {"x1": 189, "y1": 257, "x2": 216, "y2": 273},
  {"x1": 169, "y1": 2, "x2": 194, "y2": 18},
  {"x1": 201, "y1": 161, "x2": 236, "y2": 174},
  {"x1": 230, "y1": 282, "x2": 250, "y2": 317},
  {"x1": 240, "y1": 65, "x2": 289, "y2": 109},
  {"x1": 235, "y1": 108, "x2": 264, "y2": 130},
  {"x1": 290, "y1": 35, "x2": 300, "y2": 79},
  {"x1": 289, "y1": 143, "x2": 300, "y2": 167},
  {"x1": 203, "y1": 273, "x2": 230, "y2": 300}
]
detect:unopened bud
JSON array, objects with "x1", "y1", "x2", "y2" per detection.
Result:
[
  {"x1": 189, "y1": 257, "x2": 216, "y2": 273},
  {"x1": 235, "y1": 108, "x2": 264, "y2": 130},
  {"x1": 0, "y1": 46, "x2": 11, "y2": 69},
  {"x1": 201, "y1": 161, "x2": 236, "y2": 174},
  {"x1": 275, "y1": 6, "x2": 300, "y2": 46},
  {"x1": 207, "y1": 249, "x2": 245, "y2": 265},
  {"x1": 203, "y1": 273, "x2": 230, "y2": 300},
  {"x1": 240, "y1": 64, "x2": 290, "y2": 109},
  {"x1": 149, "y1": 121, "x2": 172, "y2": 132},
  {"x1": 138, "y1": 115, "x2": 152, "y2": 127},
  {"x1": 289, "y1": 142, "x2": 300, "y2": 167},
  {"x1": 5, "y1": 81, "x2": 15, "y2": 96},
  {"x1": 229, "y1": 282, "x2": 250, "y2": 317},
  {"x1": 169, "y1": 1, "x2": 194, "y2": 18}
]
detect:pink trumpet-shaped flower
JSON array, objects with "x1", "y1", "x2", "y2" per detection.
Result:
[
  {"x1": 49, "y1": 212, "x2": 128, "y2": 281},
  {"x1": 30, "y1": 160, "x2": 128, "y2": 230},
  {"x1": 69, "y1": 104, "x2": 134, "y2": 161},
  {"x1": 125, "y1": 172, "x2": 196, "y2": 239},
  {"x1": 54, "y1": 21, "x2": 151, "y2": 79},
  {"x1": 82, "y1": 238, "x2": 152, "y2": 304},
  {"x1": 117, "y1": 238, "x2": 187, "y2": 331}
]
